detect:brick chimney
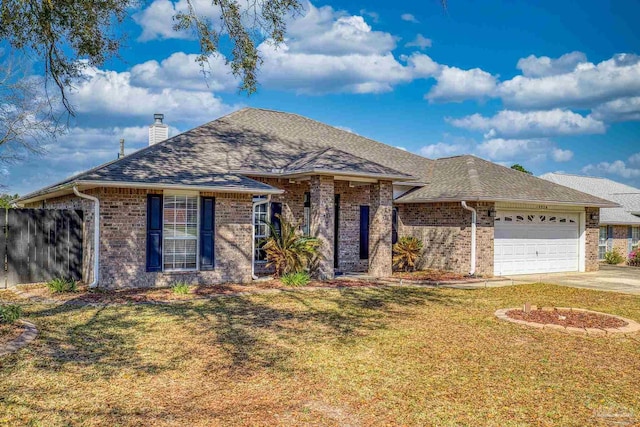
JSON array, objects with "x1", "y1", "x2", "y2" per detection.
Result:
[
  {"x1": 148, "y1": 113, "x2": 169, "y2": 146},
  {"x1": 118, "y1": 138, "x2": 125, "y2": 159}
]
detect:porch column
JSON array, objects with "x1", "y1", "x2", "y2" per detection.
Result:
[
  {"x1": 310, "y1": 175, "x2": 335, "y2": 279},
  {"x1": 369, "y1": 180, "x2": 393, "y2": 277}
]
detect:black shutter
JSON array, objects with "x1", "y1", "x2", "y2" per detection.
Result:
[
  {"x1": 200, "y1": 197, "x2": 215, "y2": 270},
  {"x1": 146, "y1": 194, "x2": 163, "y2": 272},
  {"x1": 360, "y1": 205, "x2": 370, "y2": 260},
  {"x1": 270, "y1": 202, "x2": 282, "y2": 237},
  {"x1": 392, "y1": 208, "x2": 398, "y2": 245}
]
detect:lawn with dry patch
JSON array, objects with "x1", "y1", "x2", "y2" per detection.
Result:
[{"x1": 1, "y1": 283, "x2": 639, "y2": 426}]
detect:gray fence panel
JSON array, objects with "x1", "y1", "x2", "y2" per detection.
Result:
[{"x1": 0, "y1": 209, "x2": 5, "y2": 288}]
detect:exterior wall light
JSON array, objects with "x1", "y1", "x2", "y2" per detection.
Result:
[
  {"x1": 488, "y1": 208, "x2": 496, "y2": 218},
  {"x1": 590, "y1": 213, "x2": 599, "y2": 221}
]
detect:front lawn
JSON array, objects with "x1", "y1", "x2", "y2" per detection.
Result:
[{"x1": 1, "y1": 284, "x2": 639, "y2": 426}]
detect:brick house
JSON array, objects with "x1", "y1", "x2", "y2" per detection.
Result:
[
  {"x1": 540, "y1": 173, "x2": 640, "y2": 261},
  {"x1": 16, "y1": 108, "x2": 617, "y2": 288}
]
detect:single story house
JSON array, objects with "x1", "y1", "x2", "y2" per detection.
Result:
[
  {"x1": 17, "y1": 108, "x2": 617, "y2": 288},
  {"x1": 540, "y1": 173, "x2": 640, "y2": 259}
]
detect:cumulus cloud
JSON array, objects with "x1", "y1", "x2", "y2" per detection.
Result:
[
  {"x1": 133, "y1": 0, "x2": 221, "y2": 41},
  {"x1": 419, "y1": 142, "x2": 468, "y2": 158},
  {"x1": 405, "y1": 34, "x2": 432, "y2": 50},
  {"x1": 69, "y1": 66, "x2": 238, "y2": 124},
  {"x1": 130, "y1": 52, "x2": 237, "y2": 92},
  {"x1": 591, "y1": 96, "x2": 640, "y2": 122},
  {"x1": 448, "y1": 109, "x2": 605, "y2": 138},
  {"x1": 551, "y1": 148, "x2": 574, "y2": 162},
  {"x1": 499, "y1": 53, "x2": 640, "y2": 110},
  {"x1": 629, "y1": 152, "x2": 640, "y2": 166},
  {"x1": 426, "y1": 65, "x2": 498, "y2": 102},
  {"x1": 400, "y1": 13, "x2": 419, "y2": 23},
  {"x1": 516, "y1": 51, "x2": 587, "y2": 77},
  {"x1": 582, "y1": 159, "x2": 640, "y2": 179}
]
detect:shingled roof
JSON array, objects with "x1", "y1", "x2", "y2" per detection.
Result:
[
  {"x1": 18, "y1": 108, "x2": 619, "y2": 208},
  {"x1": 395, "y1": 155, "x2": 618, "y2": 207},
  {"x1": 540, "y1": 173, "x2": 640, "y2": 223}
]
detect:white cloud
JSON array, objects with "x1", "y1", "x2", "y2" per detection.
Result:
[
  {"x1": 400, "y1": 13, "x2": 419, "y2": 23},
  {"x1": 426, "y1": 65, "x2": 498, "y2": 102},
  {"x1": 359, "y1": 9, "x2": 379, "y2": 23},
  {"x1": 476, "y1": 138, "x2": 553, "y2": 162},
  {"x1": 551, "y1": 148, "x2": 574, "y2": 162},
  {"x1": 419, "y1": 142, "x2": 468, "y2": 158},
  {"x1": 70, "y1": 66, "x2": 238, "y2": 124},
  {"x1": 499, "y1": 53, "x2": 640, "y2": 110},
  {"x1": 582, "y1": 160, "x2": 640, "y2": 179},
  {"x1": 448, "y1": 109, "x2": 605, "y2": 138},
  {"x1": 405, "y1": 34, "x2": 432, "y2": 50},
  {"x1": 516, "y1": 51, "x2": 587, "y2": 77},
  {"x1": 629, "y1": 152, "x2": 640, "y2": 166},
  {"x1": 130, "y1": 52, "x2": 237, "y2": 92},
  {"x1": 133, "y1": 0, "x2": 221, "y2": 41},
  {"x1": 591, "y1": 96, "x2": 640, "y2": 122}
]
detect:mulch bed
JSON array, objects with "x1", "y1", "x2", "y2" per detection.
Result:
[
  {"x1": 0, "y1": 323, "x2": 25, "y2": 344},
  {"x1": 507, "y1": 308, "x2": 628, "y2": 329},
  {"x1": 392, "y1": 269, "x2": 469, "y2": 281}
]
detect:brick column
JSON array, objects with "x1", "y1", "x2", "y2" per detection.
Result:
[
  {"x1": 585, "y1": 207, "x2": 600, "y2": 272},
  {"x1": 368, "y1": 180, "x2": 393, "y2": 277},
  {"x1": 310, "y1": 175, "x2": 335, "y2": 279}
]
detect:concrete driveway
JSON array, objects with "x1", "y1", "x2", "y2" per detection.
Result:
[{"x1": 506, "y1": 264, "x2": 640, "y2": 295}]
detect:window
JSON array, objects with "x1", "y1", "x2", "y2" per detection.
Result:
[
  {"x1": 360, "y1": 206, "x2": 370, "y2": 260},
  {"x1": 253, "y1": 198, "x2": 268, "y2": 262},
  {"x1": 598, "y1": 226, "x2": 607, "y2": 260},
  {"x1": 163, "y1": 194, "x2": 198, "y2": 271},
  {"x1": 632, "y1": 226, "x2": 640, "y2": 251}
]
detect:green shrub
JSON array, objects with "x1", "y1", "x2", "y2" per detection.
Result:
[
  {"x1": 0, "y1": 304, "x2": 22, "y2": 324},
  {"x1": 47, "y1": 277, "x2": 78, "y2": 293},
  {"x1": 604, "y1": 248, "x2": 624, "y2": 265},
  {"x1": 280, "y1": 271, "x2": 311, "y2": 287},
  {"x1": 171, "y1": 282, "x2": 190, "y2": 295},
  {"x1": 393, "y1": 236, "x2": 424, "y2": 272},
  {"x1": 262, "y1": 214, "x2": 320, "y2": 277}
]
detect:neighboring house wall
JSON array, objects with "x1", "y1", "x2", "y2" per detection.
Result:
[
  {"x1": 31, "y1": 187, "x2": 253, "y2": 289},
  {"x1": 612, "y1": 225, "x2": 631, "y2": 257},
  {"x1": 396, "y1": 201, "x2": 495, "y2": 277}
]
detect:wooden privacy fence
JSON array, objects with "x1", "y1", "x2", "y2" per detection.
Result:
[{"x1": 1, "y1": 209, "x2": 83, "y2": 288}]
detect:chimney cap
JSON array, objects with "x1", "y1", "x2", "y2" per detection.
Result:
[{"x1": 153, "y1": 113, "x2": 164, "y2": 123}]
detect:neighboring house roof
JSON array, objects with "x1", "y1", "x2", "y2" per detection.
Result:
[
  {"x1": 540, "y1": 173, "x2": 640, "y2": 224},
  {"x1": 396, "y1": 155, "x2": 618, "y2": 207},
  {"x1": 17, "y1": 108, "x2": 618, "y2": 208}
]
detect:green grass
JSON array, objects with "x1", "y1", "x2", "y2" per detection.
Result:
[
  {"x1": 1, "y1": 283, "x2": 639, "y2": 426},
  {"x1": 280, "y1": 271, "x2": 311, "y2": 287},
  {"x1": 171, "y1": 282, "x2": 191, "y2": 295},
  {"x1": 46, "y1": 277, "x2": 78, "y2": 293}
]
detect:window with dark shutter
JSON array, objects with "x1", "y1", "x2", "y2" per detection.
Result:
[
  {"x1": 146, "y1": 194, "x2": 163, "y2": 272},
  {"x1": 360, "y1": 205, "x2": 370, "y2": 260},
  {"x1": 270, "y1": 202, "x2": 282, "y2": 237},
  {"x1": 200, "y1": 197, "x2": 215, "y2": 270},
  {"x1": 392, "y1": 208, "x2": 398, "y2": 245}
]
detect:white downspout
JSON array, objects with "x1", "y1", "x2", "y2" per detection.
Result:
[
  {"x1": 251, "y1": 196, "x2": 270, "y2": 280},
  {"x1": 461, "y1": 201, "x2": 476, "y2": 276},
  {"x1": 73, "y1": 186, "x2": 99, "y2": 288}
]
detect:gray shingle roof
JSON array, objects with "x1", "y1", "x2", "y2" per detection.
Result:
[
  {"x1": 396, "y1": 155, "x2": 618, "y2": 207},
  {"x1": 18, "y1": 108, "x2": 619, "y2": 208},
  {"x1": 540, "y1": 173, "x2": 640, "y2": 224}
]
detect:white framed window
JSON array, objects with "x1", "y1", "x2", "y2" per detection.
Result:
[
  {"x1": 632, "y1": 226, "x2": 640, "y2": 250},
  {"x1": 303, "y1": 192, "x2": 311, "y2": 235},
  {"x1": 163, "y1": 194, "x2": 198, "y2": 271},
  {"x1": 598, "y1": 226, "x2": 607, "y2": 260},
  {"x1": 253, "y1": 197, "x2": 268, "y2": 262}
]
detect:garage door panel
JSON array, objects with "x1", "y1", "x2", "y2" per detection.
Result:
[{"x1": 494, "y1": 211, "x2": 579, "y2": 276}]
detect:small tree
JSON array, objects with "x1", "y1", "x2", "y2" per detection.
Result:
[
  {"x1": 0, "y1": 194, "x2": 18, "y2": 208},
  {"x1": 510, "y1": 164, "x2": 533, "y2": 175},
  {"x1": 262, "y1": 214, "x2": 319, "y2": 277},
  {"x1": 392, "y1": 236, "x2": 424, "y2": 272}
]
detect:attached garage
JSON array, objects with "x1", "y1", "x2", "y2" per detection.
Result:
[{"x1": 494, "y1": 211, "x2": 581, "y2": 276}]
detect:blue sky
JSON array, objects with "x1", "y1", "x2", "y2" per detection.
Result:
[{"x1": 5, "y1": 0, "x2": 640, "y2": 195}]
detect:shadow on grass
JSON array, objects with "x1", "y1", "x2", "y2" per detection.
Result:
[{"x1": 20, "y1": 286, "x2": 459, "y2": 378}]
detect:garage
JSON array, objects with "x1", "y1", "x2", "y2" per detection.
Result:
[{"x1": 494, "y1": 211, "x2": 580, "y2": 276}]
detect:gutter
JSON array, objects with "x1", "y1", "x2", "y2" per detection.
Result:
[
  {"x1": 461, "y1": 201, "x2": 476, "y2": 276},
  {"x1": 73, "y1": 186, "x2": 100, "y2": 288},
  {"x1": 251, "y1": 196, "x2": 271, "y2": 280}
]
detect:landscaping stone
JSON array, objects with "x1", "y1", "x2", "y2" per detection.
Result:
[{"x1": 0, "y1": 320, "x2": 38, "y2": 357}]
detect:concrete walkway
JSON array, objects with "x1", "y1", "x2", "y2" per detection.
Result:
[{"x1": 505, "y1": 264, "x2": 640, "y2": 295}]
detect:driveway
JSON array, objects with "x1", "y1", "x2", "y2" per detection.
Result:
[{"x1": 506, "y1": 264, "x2": 640, "y2": 295}]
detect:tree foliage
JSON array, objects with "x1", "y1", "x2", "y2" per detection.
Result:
[
  {"x1": 510, "y1": 164, "x2": 533, "y2": 175},
  {"x1": 0, "y1": 193, "x2": 19, "y2": 208}
]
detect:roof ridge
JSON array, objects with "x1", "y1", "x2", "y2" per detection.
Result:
[{"x1": 465, "y1": 156, "x2": 483, "y2": 197}]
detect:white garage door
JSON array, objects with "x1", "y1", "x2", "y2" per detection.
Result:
[{"x1": 494, "y1": 212, "x2": 579, "y2": 276}]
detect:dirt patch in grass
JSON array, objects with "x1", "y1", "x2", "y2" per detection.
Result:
[
  {"x1": 393, "y1": 268, "x2": 469, "y2": 281},
  {"x1": 507, "y1": 308, "x2": 628, "y2": 329},
  {"x1": 0, "y1": 323, "x2": 24, "y2": 344}
]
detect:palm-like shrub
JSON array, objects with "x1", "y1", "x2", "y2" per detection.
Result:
[
  {"x1": 392, "y1": 236, "x2": 424, "y2": 272},
  {"x1": 262, "y1": 214, "x2": 320, "y2": 277}
]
